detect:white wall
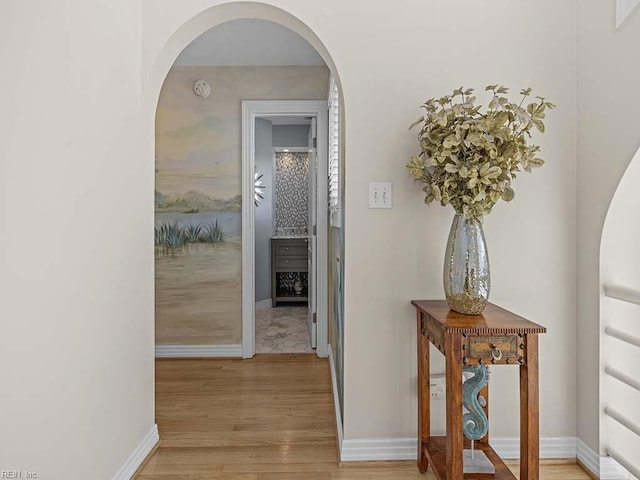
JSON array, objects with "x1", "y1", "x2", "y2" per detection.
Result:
[
  {"x1": 577, "y1": 0, "x2": 640, "y2": 453},
  {"x1": 0, "y1": 1, "x2": 155, "y2": 479},
  {"x1": 0, "y1": 1, "x2": 585, "y2": 476},
  {"x1": 142, "y1": 0, "x2": 578, "y2": 444}
]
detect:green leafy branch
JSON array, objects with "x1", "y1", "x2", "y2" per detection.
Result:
[{"x1": 407, "y1": 85, "x2": 555, "y2": 219}]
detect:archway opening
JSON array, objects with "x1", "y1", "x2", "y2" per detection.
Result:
[
  {"x1": 144, "y1": 2, "x2": 347, "y2": 462},
  {"x1": 599, "y1": 144, "x2": 640, "y2": 476}
]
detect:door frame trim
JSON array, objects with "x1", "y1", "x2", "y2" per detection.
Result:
[{"x1": 241, "y1": 100, "x2": 329, "y2": 358}]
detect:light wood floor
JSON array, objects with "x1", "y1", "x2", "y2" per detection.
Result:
[{"x1": 136, "y1": 355, "x2": 591, "y2": 479}]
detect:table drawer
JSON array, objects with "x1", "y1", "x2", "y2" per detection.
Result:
[{"x1": 464, "y1": 335, "x2": 522, "y2": 364}]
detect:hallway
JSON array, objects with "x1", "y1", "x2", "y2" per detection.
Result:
[{"x1": 136, "y1": 356, "x2": 591, "y2": 479}]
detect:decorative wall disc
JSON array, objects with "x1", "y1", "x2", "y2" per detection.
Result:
[{"x1": 255, "y1": 170, "x2": 266, "y2": 206}]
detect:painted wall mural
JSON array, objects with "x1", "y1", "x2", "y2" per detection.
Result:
[{"x1": 155, "y1": 65, "x2": 328, "y2": 345}]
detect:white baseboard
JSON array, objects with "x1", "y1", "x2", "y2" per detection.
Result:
[
  {"x1": 112, "y1": 424, "x2": 159, "y2": 480},
  {"x1": 577, "y1": 439, "x2": 629, "y2": 480},
  {"x1": 601, "y1": 456, "x2": 631, "y2": 480},
  {"x1": 255, "y1": 299, "x2": 272, "y2": 311},
  {"x1": 490, "y1": 436, "x2": 576, "y2": 459},
  {"x1": 341, "y1": 437, "x2": 416, "y2": 461},
  {"x1": 340, "y1": 436, "x2": 578, "y2": 462},
  {"x1": 328, "y1": 344, "x2": 344, "y2": 459},
  {"x1": 155, "y1": 344, "x2": 242, "y2": 357}
]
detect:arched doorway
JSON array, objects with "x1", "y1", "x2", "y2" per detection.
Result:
[
  {"x1": 143, "y1": 0, "x2": 347, "y2": 462},
  {"x1": 599, "y1": 145, "x2": 640, "y2": 477}
]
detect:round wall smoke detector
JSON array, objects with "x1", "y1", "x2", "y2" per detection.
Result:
[{"x1": 193, "y1": 80, "x2": 211, "y2": 98}]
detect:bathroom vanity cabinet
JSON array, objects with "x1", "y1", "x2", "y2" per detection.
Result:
[{"x1": 271, "y1": 237, "x2": 308, "y2": 306}]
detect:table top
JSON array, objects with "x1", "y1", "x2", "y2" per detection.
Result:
[{"x1": 411, "y1": 300, "x2": 546, "y2": 335}]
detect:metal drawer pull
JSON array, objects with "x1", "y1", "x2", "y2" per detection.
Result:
[
  {"x1": 490, "y1": 345, "x2": 502, "y2": 361},
  {"x1": 285, "y1": 247, "x2": 289, "y2": 251}
]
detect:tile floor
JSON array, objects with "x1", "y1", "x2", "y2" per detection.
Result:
[{"x1": 255, "y1": 305, "x2": 314, "y2": 353}]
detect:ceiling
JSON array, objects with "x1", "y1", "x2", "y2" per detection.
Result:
[{"x1": 175, "y1": 19, "x2": 325, "y2": 66}]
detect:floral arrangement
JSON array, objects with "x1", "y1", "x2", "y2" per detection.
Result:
[{"x1": 406, "y1": 85, "x2": 554, "y2": 219}]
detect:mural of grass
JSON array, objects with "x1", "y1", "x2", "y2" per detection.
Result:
[
  {"x1": 201, "y1": 219, "x2": 225, "y2": 243},
  {"x1": 155, "y1": 220, "x2": 225, "y2": 250},
  {"x1": 183, "y1": 224, "x2": 203, "y2": 243},
  {"x1": 155, "y1": 222, "x2": 186, "y2": 249}
]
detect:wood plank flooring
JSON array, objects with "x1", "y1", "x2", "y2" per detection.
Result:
[{"x1": 136, "y1": 355, "x2": 590, "y2": 479}]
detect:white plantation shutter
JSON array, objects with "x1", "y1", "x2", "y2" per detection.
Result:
[{"x1": 328, "y1": 75, "x2": 341, "y2": 227}]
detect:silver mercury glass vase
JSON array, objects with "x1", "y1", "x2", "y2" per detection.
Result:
[{"x1": 443, "y1": 213, "x2": 490, "y2": 315}]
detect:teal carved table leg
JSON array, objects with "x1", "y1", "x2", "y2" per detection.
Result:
[
  {"x1": 463, "y1": 365, "x2": 489, "y2": 440},
  {"x1": 462, "y1": 365, "x2": 494, "y2": 474}
]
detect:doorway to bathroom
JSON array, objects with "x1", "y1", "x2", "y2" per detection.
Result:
[
  {"x1": 255, "y1": 130, "x2": 315, "y2": 354},
  {"x1": 242, "y1": 100, "x2": 328, "y2": 359}
]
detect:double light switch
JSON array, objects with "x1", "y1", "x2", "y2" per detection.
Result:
[{"x1": 368, "y1": 182, "x2": 392, "y2": 209}]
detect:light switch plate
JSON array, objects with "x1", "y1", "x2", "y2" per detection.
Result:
[{"x1": 368, "y1": 182, "x2": 392, "y2": 208}]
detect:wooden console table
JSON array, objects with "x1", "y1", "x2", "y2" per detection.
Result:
[{"x1": 412, "y1": 300, "x2": 546, "y2": 480}]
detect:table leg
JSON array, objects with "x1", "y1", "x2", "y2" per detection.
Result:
[
  {"x1": 417, "y1": 312, "x2": 430, "y2": 472},
  {"x1": 445, "y1": 332, "x2": 463, "y2": 480},
  {"x1": 520, "y1": 334, "x2": 539, "y2": 479},
  {"x1": 478, "y1": 381, "x2": 489, "y2": 445}
]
